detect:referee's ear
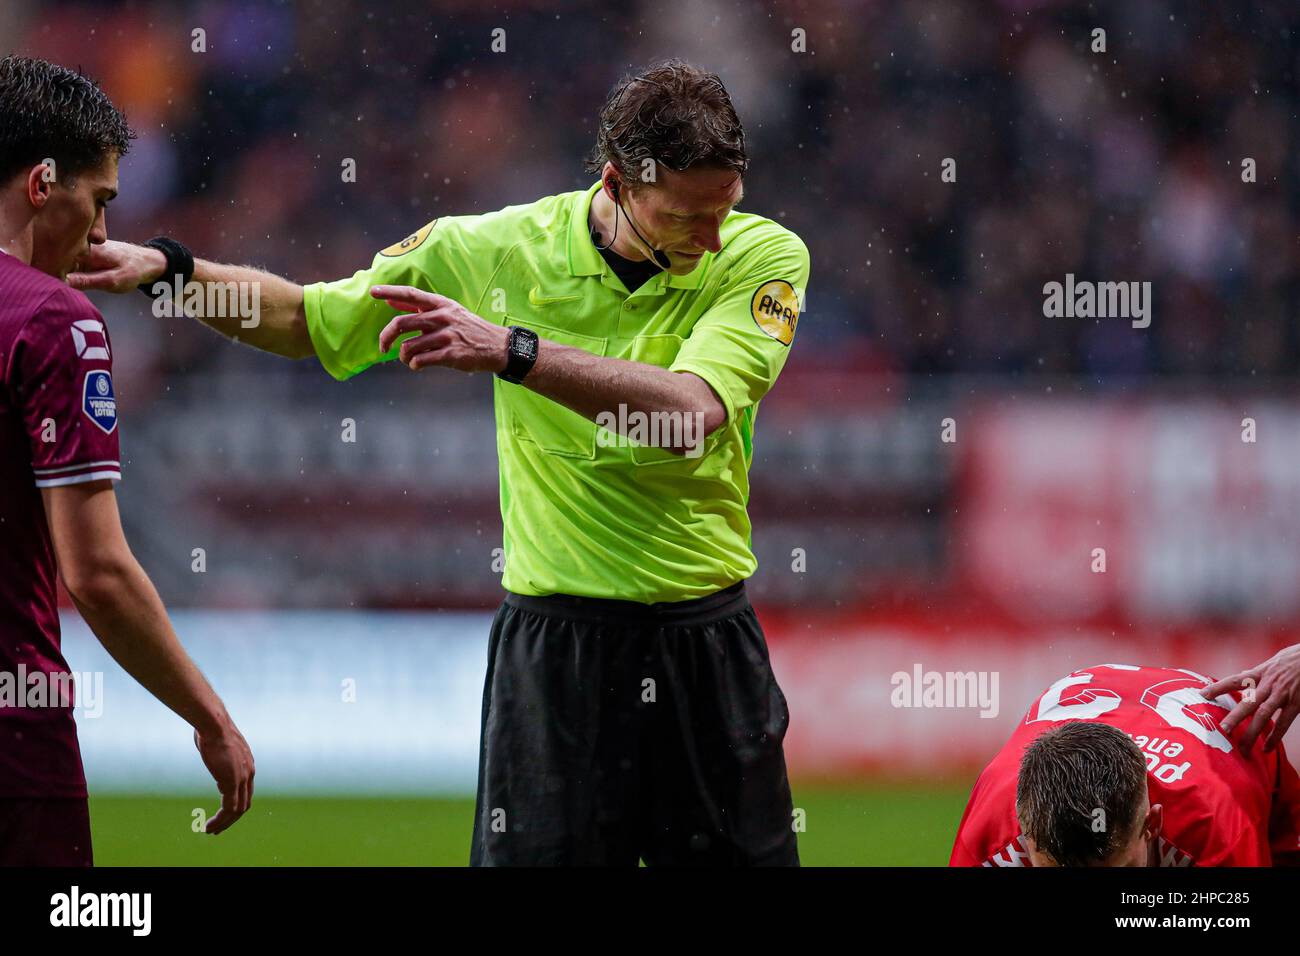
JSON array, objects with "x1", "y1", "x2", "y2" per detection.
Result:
[{"x1": 600, "y1": 161, "x2": 623, "y2": 200}]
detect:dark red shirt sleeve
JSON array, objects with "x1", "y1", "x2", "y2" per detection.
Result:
[{"x1": 13, "y1": 286, "x2": 121, "y2": 487}]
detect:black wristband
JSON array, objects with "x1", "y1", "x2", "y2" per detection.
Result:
[{"x1": 137, "y1": 236, "x2": 195, "y2": 299}]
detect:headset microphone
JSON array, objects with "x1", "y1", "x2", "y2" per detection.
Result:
[{"x1": 605, "y1": 180, "x2": 672, "y2": 271}]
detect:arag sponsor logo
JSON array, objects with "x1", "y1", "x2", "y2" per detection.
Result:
[
  {"x1": 750, "y1": 279, "x2": 800, "y2": 345},
  {"x1": 380, "y1": 220, "x2": 437, "y2": 257}
]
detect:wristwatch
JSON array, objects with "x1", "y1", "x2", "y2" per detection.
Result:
[{"x1": 498, "y1": 326, "x2": 539, "y2": 384}]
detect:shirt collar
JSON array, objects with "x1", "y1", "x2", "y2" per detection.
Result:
[
  {"x1": 566, "y1": 181, "x2": 708, "y2": 291},
  {"x1": 567, "y1": 181, "x2": 606, "y2": 278}
]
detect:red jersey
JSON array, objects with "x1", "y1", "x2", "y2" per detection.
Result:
[
  {"x1": 0, "y1": 250, "x2": 121, "y2": 798},
  {"x1": 950, "y1": 663, "x2": 1300, "y2": 867}
]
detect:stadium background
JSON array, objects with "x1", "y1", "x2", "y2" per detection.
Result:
[{"x1": 8, "y1": 0, "x2": 1300, "y2": 864}]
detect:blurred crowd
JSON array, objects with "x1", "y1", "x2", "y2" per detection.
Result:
[{"x1": 7, "y1": 0, "x2": 1297, "y2": 385}]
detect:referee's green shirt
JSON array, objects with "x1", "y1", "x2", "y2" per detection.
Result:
[{"x1": 303, "y1": 182, "x2": 809, "y2": 603}]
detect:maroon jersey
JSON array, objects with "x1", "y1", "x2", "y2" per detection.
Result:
[
  {"x1": 951, "y1": 664, "x2": 1300, "y2": 867},
  {"x1": 0, "y1": 250, "x2": 121, "y2": 797}
]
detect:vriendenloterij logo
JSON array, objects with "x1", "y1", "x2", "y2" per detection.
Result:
[{"x1": 82, "y1": 370, "x2": 117, "y2": 434}]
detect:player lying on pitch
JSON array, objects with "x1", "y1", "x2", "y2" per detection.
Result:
[{"x1": 950, "y1": 664, "x2": 1300, "y2": 867}]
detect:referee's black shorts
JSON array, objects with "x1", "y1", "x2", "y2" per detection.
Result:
[{"x1": 469, "y1": 581, "x2": 799, "y2": 866}]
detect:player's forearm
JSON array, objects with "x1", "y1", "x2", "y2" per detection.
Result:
[
  {"x1": 65, "y1": 558, "x2": 234, "y2": 738},
  {"x1": 524, "y1": 341, "x2": 725, "y2": 450}
]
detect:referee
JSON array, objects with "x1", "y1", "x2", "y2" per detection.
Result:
[{"x1": 74, "y1": 59, "x2": 809, "y2": 866}]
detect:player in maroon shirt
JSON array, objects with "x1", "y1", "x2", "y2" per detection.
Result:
[
  {"x1": 0, "y1": 55, "x2": 254, "y2": 865},
  {"x1": 950, "y1": 664, "x2": 1300, "y2": 867}
]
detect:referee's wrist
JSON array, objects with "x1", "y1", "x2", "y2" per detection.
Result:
[{"x1": 137, "y1": 236, "x2": 195, "y2": 298}]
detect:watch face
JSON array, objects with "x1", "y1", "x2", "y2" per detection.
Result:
[{"x1": 514, "y1": 329, "x2": 538, "y2": 360}]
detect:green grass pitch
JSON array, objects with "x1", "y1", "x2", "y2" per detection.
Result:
[{"x1": 88, "y1": 781, "x2": 972, "y2": 866}]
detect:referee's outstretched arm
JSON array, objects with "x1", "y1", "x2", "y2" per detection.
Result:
[
  {"x1": 68, "y1": 240, "x2": 729, "y2": 452},
  {"x1": 68, "y1": 238, "x2": 315, "y2": 359}
]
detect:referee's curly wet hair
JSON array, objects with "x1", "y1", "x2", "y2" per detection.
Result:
[{"x1": 585, "y1": 58, "x2": 748, "y2": 189}]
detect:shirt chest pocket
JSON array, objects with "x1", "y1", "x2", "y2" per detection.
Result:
[
  {"x1": 627, "y1": 332, "x2": 684, "y2": 368},
  {"x1": 504, "y1": 318, "x2": 607, "y2": 459}
]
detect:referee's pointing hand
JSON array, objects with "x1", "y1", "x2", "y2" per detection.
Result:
[
  {"x1": 373, "y1": 285, "x2": 509, "y2": 374},
  {"x1": 1202, "y1": 644, "x2": 1300, "y2": 753}
]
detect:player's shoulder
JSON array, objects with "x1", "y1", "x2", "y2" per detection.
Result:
[
  {"x1": 1052, "y1": 662, "x2": 1213, "y2": 689},
  {"x1": 0, "y1": 255, "x2": 103, "y2": 342},
  {"x1": 1018, "y1": 663, "x2": 1221, "y2": 730},
  {"x1": 953, "y1": 756, "x2": 1024, "y2": 866}
]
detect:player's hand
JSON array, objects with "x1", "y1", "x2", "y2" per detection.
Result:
[
  {"x1": 372, "y1": 285, "x2": 509, "y2": 374},
  {"x1": 66, "y1": 240, "x2": 167, "y2": 294},
  {"x1": 193, "y1": 720, "x2": 255, "y2": 834},
  {"x1": 1203, "y1": 644, "x2": 1300, "y2": 753}
]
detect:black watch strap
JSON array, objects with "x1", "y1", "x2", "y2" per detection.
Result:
[
  {"x1": 138, "y1": 236, "x2": 195, "y2": 299},
  {"x1": 499, "y1": 326, "x2": 539, "y2": 384}
]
